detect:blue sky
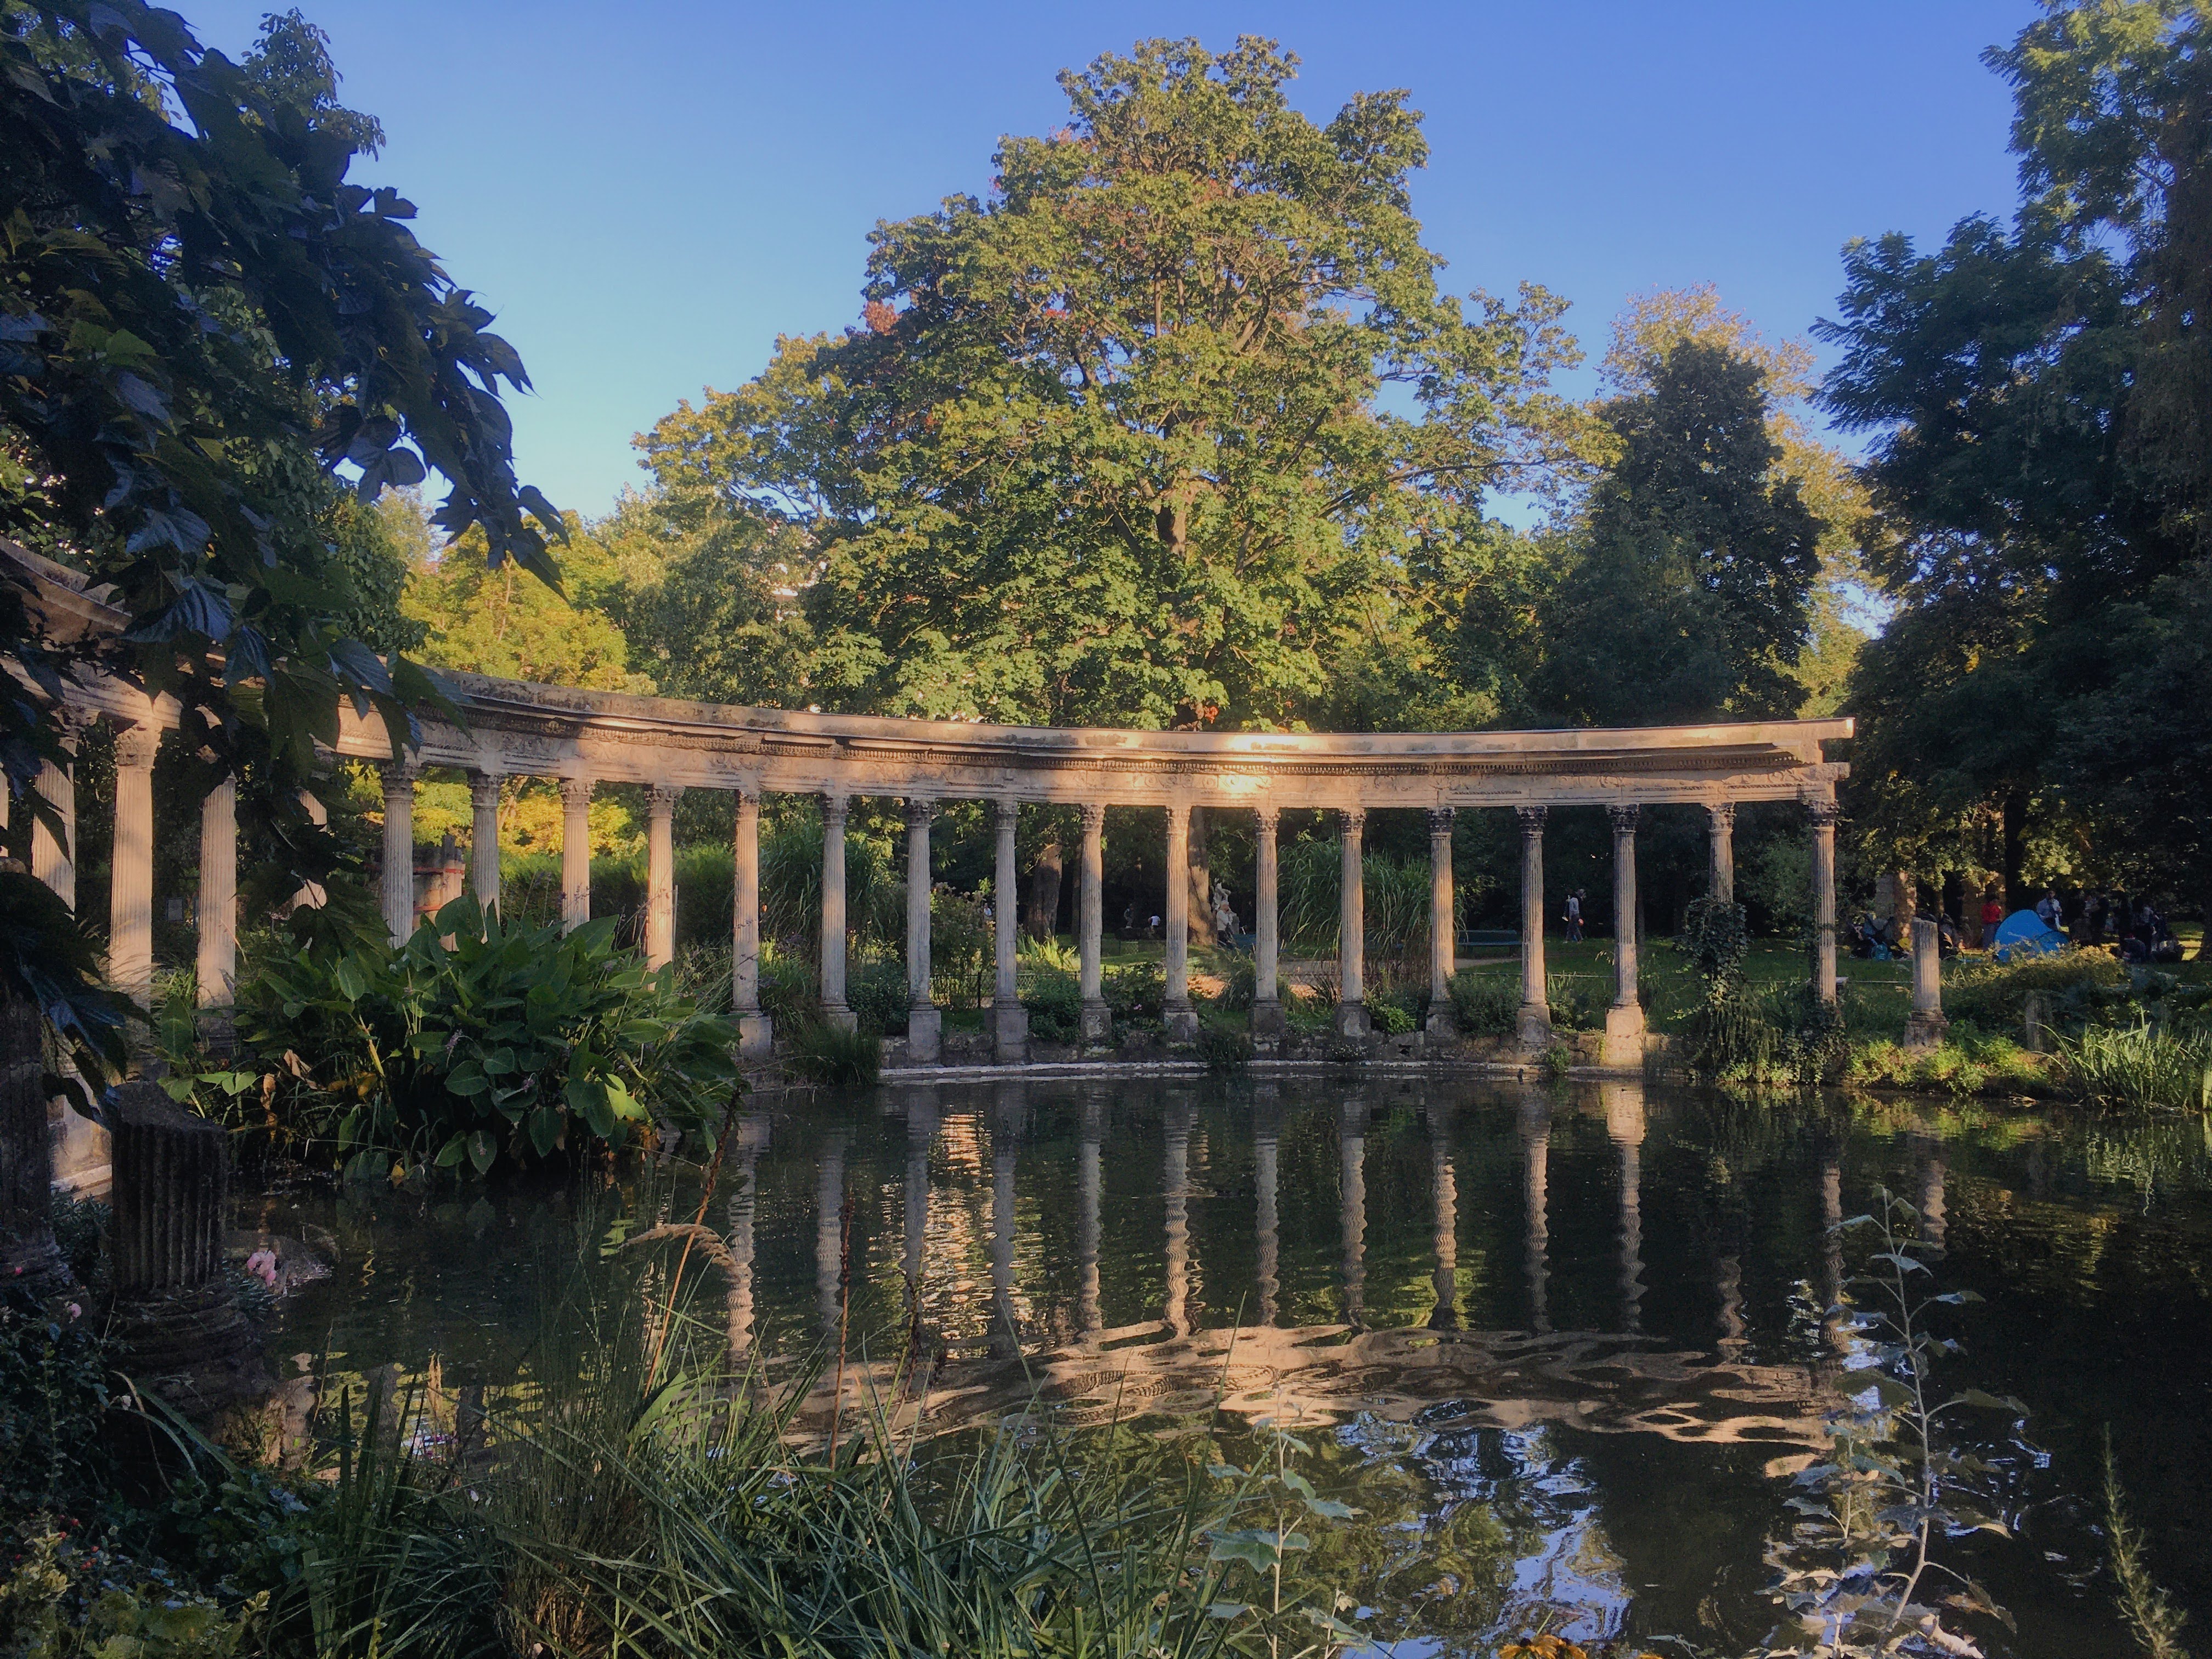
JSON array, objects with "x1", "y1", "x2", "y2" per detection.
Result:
[{"x1": 184, "y1": 1, "x2": 2038, "y2": 521}]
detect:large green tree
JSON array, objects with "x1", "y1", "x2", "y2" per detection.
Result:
[
  {"x1": 640, "y1": 37, "x2": 1594, "y2": 731},
  {"x1": 1819, "y1": 0, "x2": 2212, "y2": 928},
  {"x1": 1, "y1": 0, "x2": 561, "y2": 1031}
]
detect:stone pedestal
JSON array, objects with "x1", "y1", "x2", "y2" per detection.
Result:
[
  {"x1": 1164, "y1": 1007, "x2": 1200, "y2": 1044},
  {"x1": 906, "y1": 1006, "x2": 942, "y2": 1065},
  {"x1": 104, "y1": 1083, "x2": 267, "y2": 1416},
  {"x1": 737, "y1": 1014, "x2": 774, "y2": 1060},
  {"x1": 1516, "y1": 1001, "x2": 1554, "y2": 1048},
  {"x1": 1601, "y1": 1003, "x2": 1647, "y2": 1068},
  {"x1": 1, "y1": 995, "x2": 72, "y2": 1296},
  {"x1": 1079, "y1": 999, "x2": 1111, "y2": 1045},
  {"x1": 1250, "y1": 998, "x2": 1286, "y2": 1039},
  {"x1": 1424, "y1": 1005, "x2": 1457, "y2": 1037},
  {"x1": 990, "y1": 1001, "x2": 1028, "y2": 1064},
  {"x1": 1334, "y1": 1001, "x2": 1370, "y2": 1040}
]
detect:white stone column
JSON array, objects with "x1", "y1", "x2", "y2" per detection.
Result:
[
  {"x1": 467, "y1": 769, "x2": 502, "y2": 917},
  {"x1": 644, "y1": 783, "x2": 680, "y2": 969},
  {"x1": 1250, "y1": 806, "x2": 1283, "y2": 1038},
  {"x1": 1905, "y1": 915, "x2": 1947, "y2": 1049},
  {"x1": 380, "y1": 760, "x2": 419, "y2": 945},
  {"x1": 1602, "y1": 803, "x2": 1645, "y2": 1064},
  {"x1": 1516, "y1": 806, "x2": 1552, "y2": 1046},
  {"x1": 1707, "y1": 801, "x2": 1736, "y2": 905},
  {"x1": 991, "y1": 799, "x2": 1026, "y2": 1062},
  {"x1": 1426, "y1": 806, "x2": 1455, "y2": 1029},
  {"x1": 558, "y1": 777, "x2": 592, "y2": 934},
  {"x1": 820, "y1": 794, "x2": 854, "y2": 1030},
  {"x1": 1809, "y1": 798, "x2": 1840, "y2": 1005},
  {"x1": 904, "y1": 799, "x2": 940, "y2": 1063},
  {"x1": 196, "y1": 774, "x2": 236, "y2": 1017},
  {"x1": 1077, "y1": 1090, "x2": 1103, "y2": 1336},
  {"x1": 108, "y1": 722, "x2": 157, "y2": 1009},
  {"x1": 1077, "y1": 802, "x2": 1108, "y2": 1043},
  {"x1": 733, "y1": 787, "x2": 770, "y2": 1058},
  {"x1": 1336, "y1": 806, "x2": 1369, "y2": 1038},
  {"x1": 31, "y1": 713, "x2": 80, "y2": 909},
  {"x1": 1161, "y1": 802, "x2": 1198, "y2": 1042},
  {"x1": 1254, "y1": 1096, "x2": 1280, "y2": 1326}
]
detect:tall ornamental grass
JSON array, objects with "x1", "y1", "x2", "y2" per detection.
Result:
[{"x1": 2062, "y1": 1020, "x2": 2212, "y2": 1111}]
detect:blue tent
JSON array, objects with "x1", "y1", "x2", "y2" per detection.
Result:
[{"x1": 1991, "y1": 909, "x2": 2065, "y2": 961}]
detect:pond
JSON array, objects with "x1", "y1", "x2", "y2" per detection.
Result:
[{"x1": 239, "y1": 1076, "x2": 2212, "y2": 1657}]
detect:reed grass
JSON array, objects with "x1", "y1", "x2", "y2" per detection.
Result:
[{"x1": 2063, "y1": 1021, "x2": 2212, "y2": 1111}]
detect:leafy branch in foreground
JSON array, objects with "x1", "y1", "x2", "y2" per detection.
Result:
[
  {"x1": 1768, "y1": 1187, "x2": 2024, "y2": 1658},
  {"x1": 2102, "y1": 1431, "x2": 2192, "y2": 1659}
]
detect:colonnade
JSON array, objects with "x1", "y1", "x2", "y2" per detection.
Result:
[{"x1": 21, "y1": 729, "x2": 1843, "y2": 1069}]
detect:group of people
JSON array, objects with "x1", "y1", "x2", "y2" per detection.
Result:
[
  {"x1": 1846, "y1": 910, "x2": 1961, "y2": 961},
  {"x1": 2036, "y1": 887, "x2": 2183, "y2": 963}
]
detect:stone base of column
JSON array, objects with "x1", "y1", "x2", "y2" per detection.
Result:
[
  {"x1": 1335, "y1": 1001, "x2": 1370, "y2": 1040},
  {"x1": 821, "y1": 1003, "x2": 857, "y2": 1034},
  {"x1": 1163, "y1": 1003, "x2": 1199, "y2": 1043},
  {"x1": 737, "y1": 1013, "x2": 774, "y2": 1060},
  {"x1": 990, "y1": 1001, "x2": 1028, "y2": 1063},
  {"x1": 906, "y1": 1007, "x2": 942, "y2": 1064},
  {"x1": 1904, "y1": 1010, "x2": 1949, "y2": 1052},
  {"x1": 106, "y1": 1277, "x2": 270, "y2": 1418},
  {"x1": 1424, "y1": 1004, "x2": 1458, "y2": 1036},
  {"x1": 1249, "y1": 998, "x2": 1286, "y2": 1039},
  {"x1": 1080, "y1": 998, "x2": 1111, "y2": 1045},
  {"x1": 1516, "y1": 1002, "x2": 1554, "y2": 1048},
  {"x1": 1601, "y1": 1003, "x2": 1646, "y2": 1067}
]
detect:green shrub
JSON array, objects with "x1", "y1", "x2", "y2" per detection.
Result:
[
  {"x1": 1545, "y1": 974, "x2": 1602, "y2": 1031},
  {"x1": 1447, "y1": 970, "x2": 1516, "y2": 1035},
  {"x1": 785, "y1": 1019, "x2": 882, "y2": 1087},
  {"x1": 1215, "y1": 954, "x2": 1256, "y2": 1011},
  {"x1": 1020, "y1": 972, "x2": 1084, "y2": 1043},
  {"x1": 2062, "y1": 1020, "x2": 2212, "y2": 1111},
  {"x1": 1946, "y1": 950, "x2": 2129, "y2": 1033},
  {"x1": 759, "y1": 952, "x2": 819, "y2": 1026},
  {"x1": 847, "y1": 960, "x2": 910, "y2": 1037},
  {"x1": 1104, "y1": 960, "x2": 1166, "y2": 1022},
  {"x1": 208, "y1": 899, "x2": 738, "y2": 1177},
  {"x1": 1369, "y1": 997, "x2": 1415, "y2": 1035}
]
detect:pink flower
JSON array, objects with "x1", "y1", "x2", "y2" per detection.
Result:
[
  {"x1": 64, "y1": 1303, "x2": 80, "y2": 1321},
  {"x1": 245, "y1": 1250, "x2": 279, "y2": 1287}
]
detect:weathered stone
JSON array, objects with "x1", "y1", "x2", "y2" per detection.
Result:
[
  {"x1": 1, "y1": 995, "x2": 72, "y2": 1296},
  {"x1": 104, "y1": 1082, "x2": 267, "y2": 1417}
]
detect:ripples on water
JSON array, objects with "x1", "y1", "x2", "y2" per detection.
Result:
[{"x1": 245, "y1": 1078, "x2": 2212, "y2": 1657}]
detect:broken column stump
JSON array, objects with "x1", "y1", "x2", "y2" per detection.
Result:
[{"x1": 104, "y1": 1081, "x2": 267, "y2": 1416}]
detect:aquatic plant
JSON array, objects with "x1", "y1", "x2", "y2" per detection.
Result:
[
  {"x1": 2061, "y1": 1020, "x2": 2212, "y2": 1112},
  {"x1": 1768, "y1": 1187, "x2": 2022, "y2": 1657},
  {"x1": 2101, "y1": 1433, "x2": 2193, "y2": 1659}
]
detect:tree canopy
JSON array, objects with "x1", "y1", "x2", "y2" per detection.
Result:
[{"x1": 638, "y1": 37, "x2": 1595, "y2": 730}]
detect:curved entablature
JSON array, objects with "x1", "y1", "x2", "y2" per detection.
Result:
[{"x1": 332, "y1": 667, "x2": 1849, "y2": 812}]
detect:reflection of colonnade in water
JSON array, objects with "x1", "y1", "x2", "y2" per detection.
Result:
[{"x1": 751, "y1": 1084, "x2": 1967, "y2": 1444}]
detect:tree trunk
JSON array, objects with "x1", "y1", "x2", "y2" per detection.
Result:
[
  {"x1": 1024, "y1": 837, "x2": 1063, "y2": 943},
  {"x1": 2001, "y1": 791, "x2": 2027, "y2": 913},
  {"x1": 1187, "y1": 806, "x2": 1210, "y2": 949}
]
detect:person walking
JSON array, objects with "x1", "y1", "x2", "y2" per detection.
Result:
[{"x1": 1565, "y1": 889, "x2": 1584, "y2": 943}]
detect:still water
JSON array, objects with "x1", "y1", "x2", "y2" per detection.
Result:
[{"x1": 245, "y1": 1077, "x2": 2212, "y2": 1656}]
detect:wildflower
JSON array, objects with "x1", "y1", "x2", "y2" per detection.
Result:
[{"x1": 64, "y1": 1302, "x2": 80, "y2": 1320}]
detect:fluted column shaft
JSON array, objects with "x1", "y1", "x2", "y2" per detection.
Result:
[
  {"x1": 109, "y1": 723, "x2": 157, "y2": 1007},
  {"x1": 31, "y1": 716, "x2": 79, "y2": 908},
  {"x1": 1251, "y1": 806, "x2": 1282, "y2": 1037},
  {"x1": 993, "y1": 801, "x2": 1019, "y2": 1007},
  {"x1": 380, "y1": 761, "x2": 419, "y2": 945},
  {"x1": 905, "y1": 800, "x2": 941, "y2": 1062},
  {"x1": 467, "y1": 770, "x2": 502, "y2": 916},
  {"x1": 820, "y1": 794, "x2": 851, "y2": 1027},
  {"x1": 1427, "y1": 806, "x2": 1455, "y2": 1006},
  {"x1": 1338, "y1": 808, "x2": 1367, "y2": 1034},
  {"x1": 733, "y1": 787, "x2": 770, "y2": 1056},
  {"x1": 1516, "y1": 806, "x2": 1551, "y2": 1045},
  {"x1": 1163, "y1": 804, "x2": 1190, "y2": 1001},
  {"x1": 1809, "y1": 799, "x2": 1839, "y2": 1004},
  {"x1": 645, "y1": 783, "x2": 680, "y2": 968},
  {"x1": 1077, "y1": 804, "x2": 1107, "y2": 1042},
  {"x1": 196, "y1": 775, "x2": 237, "y2": 1011},
  {"x1": 1707, "y1": 802, "x2": 1736, "y2": 905},
  {"x1": 559, "y1": 777, "x2": 592, "y2": 933},
  {"x1": 1602, "y1": 804, "x2": 1645, "y2": 1063}
]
